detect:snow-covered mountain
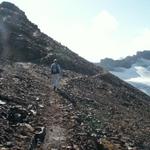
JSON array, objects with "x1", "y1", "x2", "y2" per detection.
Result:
[
  {"x1": 98, "y1": 51, "x2": 150, "y2": 96},
  {"x1": 111, "y1": 58, "x2": 150, "y2": 95}
]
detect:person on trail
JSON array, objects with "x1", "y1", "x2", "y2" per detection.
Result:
[{"x1": 50, "y1": 59, "x2": 61, "y2": 91}]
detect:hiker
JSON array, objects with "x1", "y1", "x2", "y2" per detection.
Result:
[{"x1": 50, "y1": 59, "x2": 61, "y2": 91}]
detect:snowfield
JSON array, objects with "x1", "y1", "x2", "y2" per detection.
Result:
[{"x1": 111, "y1": 59, "x2": 150, "y2": 95}]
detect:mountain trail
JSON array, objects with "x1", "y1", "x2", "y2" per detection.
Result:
[{"x1": 41, "y1": 80, "x2": 69, "y2": 150}]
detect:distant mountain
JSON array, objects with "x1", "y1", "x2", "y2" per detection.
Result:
[
  {"x1": 97, "y1": 51, "x2": 150, "y2": 95},
  {"x1": 99, "y1": 50, "x2": 150, "y2": 70}
]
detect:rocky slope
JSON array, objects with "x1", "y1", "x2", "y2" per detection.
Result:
[
  {"x1": 0, "y1": 2, "x2": 101, "y2": 75},
  {"x1": 0, "y1": 63, "x2": 150, "y2": 150},
  {"x1": 0, "y1": 2, "x2": 150, "y2": 150}
]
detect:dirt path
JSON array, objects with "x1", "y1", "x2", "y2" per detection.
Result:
[
  {"x1": 27, "y1": 70, "x2": 81, "y2": 150},
  {"x1": 41, "y1": 87, "x2": 67, "y2": 150},
  {"x1": 25, "y1": 67, "x2": 69, "y2": 149}
]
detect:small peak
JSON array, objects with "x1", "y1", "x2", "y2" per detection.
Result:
[{"x1": 0, "y1": 1, "x2": 23, "y2": 13}]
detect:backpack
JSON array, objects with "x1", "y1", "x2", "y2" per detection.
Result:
[{"x1": 51, "y1": 64, "x2": 60, "y2": 74}]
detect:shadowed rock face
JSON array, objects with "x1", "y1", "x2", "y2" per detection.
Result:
[
  {"x1": 0, "y1": 2, "x2": 101, "y2": 75},
  {"x1": 0, "y1": 2, "x2": 42, "y2": 61}
]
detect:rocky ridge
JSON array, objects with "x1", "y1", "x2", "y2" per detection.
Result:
[
  {"x1": 98, "y1": 50, "x2": 150, "y2": 70},
  {"x1": 0, "y1": 2, "x2": 101, "y2": 75}
]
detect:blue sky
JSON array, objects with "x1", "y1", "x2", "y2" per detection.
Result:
[{"x1": 1, "y1": 0, "x2": 150, "y2": 62}]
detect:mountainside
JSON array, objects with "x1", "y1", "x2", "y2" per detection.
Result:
[
  {"x1": 0, "y1": 2, "x2": 150, "y2": 150},
  {"x1": 1, "y1": 63, "x2": 150, "y2": 150},
  {"x1": 0, "y1": 2, "x2": 101, "y2": 75},
  {"x1": 98, "y1": 51, "x2": 150, "y2": 96}
]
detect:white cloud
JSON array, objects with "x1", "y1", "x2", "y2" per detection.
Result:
[
  {"x1": 43, "y1": 10, "x2": 119, "y2": 62},
  {"x1": 132, "y1": 28, "x2": 150, "y2": 51},
  {"x1": 91, "y1": 10, "x2": 118, "y2": 34},
  {"x1": 36, "y1": 9, "x2": 150, "y2": 62},
  {"x1": 118, "y1": 28, "x2": 150, "y2": 59}
]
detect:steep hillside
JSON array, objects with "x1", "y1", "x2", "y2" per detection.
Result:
[
  {"x1": 0, "y1": 2, "x2": 101, "y2": 75},
  {"x1": 60, "y1": 71, "x2": 150, "y2": 150},
  {"x1": 0, "y1": 63, "x2": 150, "y2": 150},
  {"x1": 0, "y1": 2, "x2": 150, "y2": 150}
]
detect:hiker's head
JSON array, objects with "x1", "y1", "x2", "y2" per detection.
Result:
[{"x1": 53, "y1": 59, "x2": 57, "y2": 63}]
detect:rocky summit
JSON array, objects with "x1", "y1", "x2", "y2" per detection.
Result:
[{"x1": 0, "y1": 2, "x2": 150, "y2": 150}]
